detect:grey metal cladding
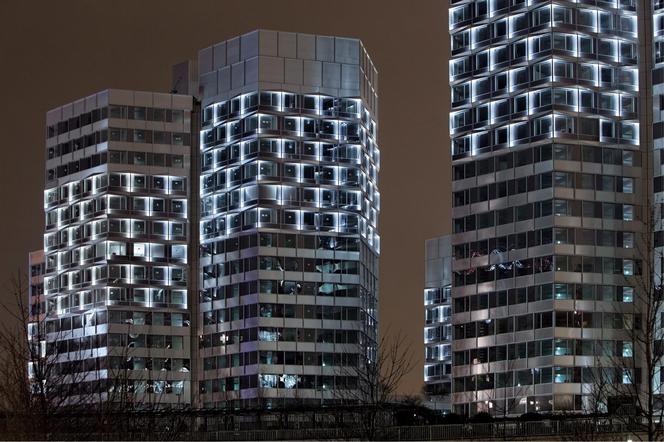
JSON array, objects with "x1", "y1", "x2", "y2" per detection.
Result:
[
  {"x1": 258, "y1": 56, "x2": 284, "y2": 84},
  {"x1": 284, "y1": 58, "x2": 304, "y2": 85},
  {"x1": 200, "y1": 71, "x2": 218, "y2": 99},
  {"x1": 322, "y1": 62, "x2": 341, "y2": 89},
  {"x1": 258, "y1": 29, "x2": 279, "y2": 56},
  {"x1": 297, "y1": 33, "x2": 316, "y2": 60},
  {"x1": 240, "y1": 31, "x2": 259, "y2": 60},
  {"x1": 278, "y1": 32, "x2": 297, "y2": 58},
  {"x1": 199, "y1": 46, "x2": 213, "y2": 75},
  {"x1": 245, "y1": 57, "x2": 259, "y2": 84},
  {"x1": 335, "y1": 37, "x2": 360, "y2": 65},
  {"x1": 218, "y1": 66, "x2": 231, "y2": 94},
  {"x1": 316, "y1": 35, "x2": 335, "y2": 62},
  {"x1": 226, "y1": 36, "x2": 241, "y2": 65},
  {"x1": 341, "y1": 64, "x2": 360, "y2": 91},
  {"x1": 230, "y1": 62, "x2": 245, "y2": 90},
  {"x1": 213, "y1": 42, "x2": 227, "y2": 70},
  {"x1": 198, "y1": 30, "x2": 375, "y2": 106},
  {"x1": 303, "y1": 60, "x2": 323, "y2": 87}
]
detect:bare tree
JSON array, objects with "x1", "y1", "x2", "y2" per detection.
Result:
[
  {"x1": 336, "y1": 329, "x2": 417, "y2": 440},
  {"x1": 491, "y1": 368, "x2": 529, "y2": 420},
  {"x1": 0, "y1": 273, "x2": 185, "y2": 440},
  {"x1": 562, "y1": 361, "x2": 614, "y2": 441},
  {"x1": 474, "y1": 358, "x2": 530, "y2": 440},
  {"x1": 594, "y1": 204, "x2": 664, "y2": 442},
  {"x1": 0, "y1": 274, "x2": 34, "y2": 433},
  {"x1": 0, "y1": 272, "x2": 97, "y2": 437}
]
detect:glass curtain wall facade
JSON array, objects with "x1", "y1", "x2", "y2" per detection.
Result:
[
  {"x1": 197, "y1": 30, "x2": 380, "y2": 409},
  {"x1": 42, "y1": 90, "x2": 194, "y2": 407},
  {"x1": 424, "y1": 236, "x2": 453, "y2": 412},
  {"x1": 449, "y1": 0, "x2": 645, "y2": 415}
]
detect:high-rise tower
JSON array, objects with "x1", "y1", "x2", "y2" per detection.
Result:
[
  {"x1": 27, "y1": 250, "x2": 45, "y2": 391},
  {"x1": 37, "y1": 30, "x2": 379, "y2": 412},
  {"x1": 42, "y1": 90, "x2": 195, "y2": 407},
  {"x1": 448, "y1": 0, "x2": 646, "y2": 415},
  {"x1": 197, "y1": 30, "x2": 380, "y2": 409},
  {"x1": 423, "y1": 235, "x2": 453, "y2": 412}
]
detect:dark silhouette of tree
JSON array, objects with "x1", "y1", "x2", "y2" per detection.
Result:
[
  {"x1": 596, "y1": 205, "x2": 664, "y2": 442},
  {"x1": 336, "y1": 329, "x2": 416, "y2": 440},
  {"x1": 0, "y1": 272, "x2": 185, "y2": 439}
]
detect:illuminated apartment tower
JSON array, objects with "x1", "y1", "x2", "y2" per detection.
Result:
[
  {"x1": 423, "y1": 235, "x2": 453, "y2": 412},
  {"x1": 449, "y1": 0, "x2": 648, "y2": 414},
  {"x1": 197, "y1": 30, "x2": 380, "y2": 409},
  {"x1": 653, "y1": 0, "x2": 664, "y2": 361},
  {"x1": 28, "y1": 250, "x2": 46, "y2": 325},
  {"x1": 27, "y1": 250, "x2": 45, "y2": 388},
  {"x1": 43, "y1": 90, "x2": 195, "y2": 407}
]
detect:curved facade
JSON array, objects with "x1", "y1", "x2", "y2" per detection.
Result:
[
  {"x1": 197, "y1": 31, "x2": 380, "y2": 409},
  {"x1": 449, "y1": 0, "x2": 646, "y2": 415}
]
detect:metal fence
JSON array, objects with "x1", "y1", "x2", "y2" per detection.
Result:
[{"x1": 19, "y1": 418, "x2": 638, "y2": 441}]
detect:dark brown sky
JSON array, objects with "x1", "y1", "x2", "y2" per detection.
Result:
[{"x1": 0, "y1": 0, "x2": 451, "y2": 395}]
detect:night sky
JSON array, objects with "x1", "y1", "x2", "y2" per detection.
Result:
[{"x1": 0, "y1": 0, "x2": 451, "y2": 395}]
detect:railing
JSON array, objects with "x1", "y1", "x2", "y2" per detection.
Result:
[{"x1": 11, "y1": 417, "x2": 640, "y2": 441}]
